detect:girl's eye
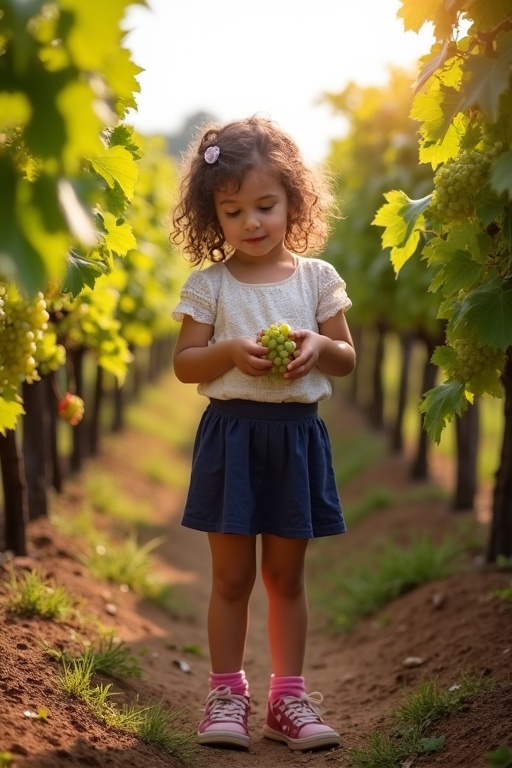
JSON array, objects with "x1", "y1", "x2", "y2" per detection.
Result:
[
  {"x1": 224, "y1": 211, "x2": 240, "y2": 218},
  {"x1": 260, "y1": 205, "x2": 274, "y2": 212}
]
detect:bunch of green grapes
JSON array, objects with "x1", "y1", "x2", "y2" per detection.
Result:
[
  {"x1": 0, "y1": 283, "x2": 49, "y2": 398},
  {"x1": 432, "y1": 144, "x2": 502, "y2": 223},
  {"x1": 34, "y1": 327, "x2": 66, "y2": 375},
  {"x1": 453, "y1": 337, "x2": 505, "y2": 382},
  {"x1": 258, "y1": 322, "x2": 296, "y2": 377}
]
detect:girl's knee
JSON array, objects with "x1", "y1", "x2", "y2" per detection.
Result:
[
  {"x1": 213, "y1": 565, "x2": 256, "y2": 601},
  {"x1": 261, "y1": 566, "x2": 304, "y2": 598}
]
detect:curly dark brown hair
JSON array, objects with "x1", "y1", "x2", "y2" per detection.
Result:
[{"x1": 170, "y1": 115, "x2": 337, "y2": 266}]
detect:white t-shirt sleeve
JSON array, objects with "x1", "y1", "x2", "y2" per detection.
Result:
[
  {"x1": 316, "y1": 261, "x2": 352, "y2": 324},
  {"x1": 171, "y1": 270, "x2": 217, "y2": 325}
]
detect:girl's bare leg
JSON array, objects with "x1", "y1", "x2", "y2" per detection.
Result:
[
  {"x1": 261, "y1": 533, "x2": 309, "y2": 676},
  {"x1": 207, "y1": 533, "x2": 257, "y2": 672}
]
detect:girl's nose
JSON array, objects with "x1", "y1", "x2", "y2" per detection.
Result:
[{"x1": 244, "y1": 211, "x2": 260, "y2": 230}]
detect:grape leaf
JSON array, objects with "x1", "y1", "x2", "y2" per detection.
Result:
[
  {"x1": 458, "y1": 34, "x2": 512, "y2": 121},
  {"x1": 0, "y1": 397, "x2": 25, "y2": 436},
  {"x1": 373, "y1": 191, "x2": 432, "y2": 272},
  {"x1": 431, "y1": 344, "x2": 457, "y2": 376},
  {"x1": 398, "y1": 0, "x2": 459, "y2": 37},
  {"x1": 428, "y1": 249, "x2": 484, "y2": 296},
  {"x1": 414, "y1": 40, "x2": 453, "y2": 92},
  {"x1": 98, "y1": 351, "x2": 129, "y2": 384},
  {"x1": 102, "y1": 212, "x2": 137, "y2": 256},
  {"x1": 61, "y1": 0, "x2": 141, "y2": 70},
  {"x1": 0, "y1": 92, "x2": 31, "y2": 129},
  {"x1": 413, "y1": 86, "x2": 466, "y2": 166},
  {"x1": 469, "y1": 367, "x2": 505, "y2": 398},
  {"x1": 419, "y1": 380, "x2": 468, "y2": 443},
  {"x1": 470, "y1": 0, "x2": 512, "y2": 32},
  {"x1": 63, "y1": 252, "x2": 107, "y2": 297},
  {"x1": 490, "y1": 151, "x2": 512, "y2": 197},
  {"x1": 109, "y1": 124, "x2": 141, "y2": 159},
  {"x1": 89, "y1": 145, "x2": 139, "y2": 199},
  {"x1": 56, "y1": 80, "x2": 104, "y2": 172},
  {"x1": 454, "y1": 277, "x2": 512, "y2": 350},
  {"x1": 424, "y1": 225, "x2": 485, "y2": 265}
]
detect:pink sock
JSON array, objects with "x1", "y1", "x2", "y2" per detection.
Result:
[
  {"x1": 210, "y1": 670, "x2": 249, "y2": 697},
  {"x1": 268, "y1": 674, "x2": 305, "y2": 702}
]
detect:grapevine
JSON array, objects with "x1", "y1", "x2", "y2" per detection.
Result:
[
  {"x1": 431, "y1": 145, "x2": 503, "y2": 223},
  {"x1": 258, "y1": 323, "x2": 296, "y2": 377}
]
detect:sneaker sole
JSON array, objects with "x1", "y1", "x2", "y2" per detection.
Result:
[
  {"x1": 198, "y1": 730, "x2": 250, "y2": 749},
  {"x1": 263, "y1": 724, "x2": 340, "y2": 751}
]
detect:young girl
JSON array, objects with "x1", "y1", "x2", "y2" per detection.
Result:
[{"x1": 171, "y1": 116, "x2": 355, "y2": 752}]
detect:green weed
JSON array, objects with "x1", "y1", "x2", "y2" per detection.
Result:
[
  {"x1": 49, "y1": 637, "x2": 142, "y2": 681},
  {"x1": 344, "y1": 486, "x2": 393, "y2": 526},
  {"x1": 349, "y1": 674, "x2": 494, "y2": 768},
  {"x1": 85, "y1": 471, "x2": 151, "y2": 526},
  {"x1": 134, "y1": 700, "x2": 195, "y2": 759},
  {"x1": 488, "y1": 744, "x2": 512, "y2": 767},
  {"x1": 328, "y1": 534, "x2": 463, "y2": 632},
  {"x1": 81, "y1": 534, "x2": 165, "y2": 596},
  {"x1": 5, "y1": 569, "x2": 74, "y2": 620},
  {"x1": 57, "y1": 655, "x2": 194, "y2": 761},
  {"x1": 138, "y1": 453, "x2": 189, "y2": 488},
  {"x1": 332, "y1": 431, "x2": 387, "y2": 486}
]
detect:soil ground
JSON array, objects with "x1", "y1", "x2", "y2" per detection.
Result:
[{"x1": 0, "y1": 374, "x2": 511, "y2": 768}]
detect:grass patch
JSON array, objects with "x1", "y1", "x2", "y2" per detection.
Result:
[
  {"x1": 487, "y1": 744, "x2": 512, "y2": 767},
  {"x1": 138, "y1": 452, "x2": 190, "y2": 489},
  {"x1": 332, "y1": 431, "x2": 387, "y2": 486},
  {"x1": 349, "y1": 673, "x2": 495, "y2": 767},
  {"x1": 494, "y1": 582, "x2": 512, "y2": 603},
  {"x1": 57, "y1": 655, "x2": 195, "y2": 761},
  {"x1": 84, "y1": 470, "x2": 151, "y2": 527},
  {"x1": 4, "y1": 569, "x2": 75, "y2": 620},
  {"x1": 344, "y1": 484, "x2": 450, "y2": 529},
  {"x1": 51, "y1": 500, "x2": 97, "y2": 539},
  {"x1": 134, "y1": 700, "x2": 195, "y2": 758},
  {"x1": 80, "y1": 533, "x2": 166, "y2": 597},
  {"x1": 48, "y1": 637, "x2": 143, "y2": 681},
  {"x1": 344, "y1": 486, "x2": 394, "y2": 526},
  {"x1": 325, "y1": 533, "x2": 464, "y2": 632}
]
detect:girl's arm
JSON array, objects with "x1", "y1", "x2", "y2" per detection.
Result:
[
  {"x1": 284, "y1": 310, "x2": 356, "y2": 380},
  {"x1": 173, "y1": 314, "x2": 272, "y2": 384}
]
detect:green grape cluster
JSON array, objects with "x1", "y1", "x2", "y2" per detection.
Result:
[
  {"x1": 432, "y1": 145, "x2": 502, "y2": 223},
  {"x1": 453, "y1": 338, "x2": 505, "y2": 382},
  {"x1": 0, "y1": 283, "x2": 49, "y2": 397},
  {"x1": 258, "y1": 323, "x2": 297, "y2": 377}
]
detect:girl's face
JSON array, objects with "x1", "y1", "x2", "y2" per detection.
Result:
[{"x1": 213, "y1": 167, "x2": 288, "y2": 261}]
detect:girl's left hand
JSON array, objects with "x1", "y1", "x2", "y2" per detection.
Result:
[{"x1": 283, "y1": 329, "x2": 320, "y2": 379}]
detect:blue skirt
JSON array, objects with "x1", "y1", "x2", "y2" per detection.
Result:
[{"x1": 181, "y1": 398, "x2": 346, "y2": 539}]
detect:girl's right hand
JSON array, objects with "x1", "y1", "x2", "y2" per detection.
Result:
[{"x1": 231, "y1": 337, "x2": 274, "y2": 377}]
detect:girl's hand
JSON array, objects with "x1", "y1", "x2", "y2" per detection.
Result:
[
  {"x1": 283, "y1": 329, "x2": 320, "y2": 379},
  {"x1": 284, "y1": 313, "x2": 356, "y2": 380},
  {"x1": 231, "y1": 337, "x2": 274, "y2": 377}
]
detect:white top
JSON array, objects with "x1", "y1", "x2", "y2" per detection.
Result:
[{"x1": 172, "y1": 255, "x2": 352, "y2": 403}]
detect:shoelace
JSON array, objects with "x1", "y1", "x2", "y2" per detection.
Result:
[
  {"x1": 203, "y1": 685, "x2": 249, "y2": 725},
  {"x1": 278, "y1": 692, "x2": 324, "y2": 725}
]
